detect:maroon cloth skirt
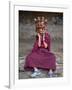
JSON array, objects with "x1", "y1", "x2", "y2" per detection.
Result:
[{"x1": 24, "y1": 48, "x2": 56, "y2": 71}]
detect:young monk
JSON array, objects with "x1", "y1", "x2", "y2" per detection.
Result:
[{"x1": 24, "y1": 17, "x2": 56, "y2": 77}]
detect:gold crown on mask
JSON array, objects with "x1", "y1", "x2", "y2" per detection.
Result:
[{"x1": 34, "y1": 17, "x2": 47, "y2": 32}]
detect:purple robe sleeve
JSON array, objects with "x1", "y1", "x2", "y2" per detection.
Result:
[
  {"x1": 45, "y1": 32, "x2": 51, "y2": 51},
  {"x1": 31, "y1": 33, "x2": 51, "y2": 52}
]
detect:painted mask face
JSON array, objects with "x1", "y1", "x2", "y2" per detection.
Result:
[
  {"x1": 37, "y1": 28, "x2": 45, "y2": 34},
  {"x1": 34, "y1": 17, "x2": 47, "y2": 34},
  {"x1": 36, "y1": 22, "x2": 45, "y2": 34}
]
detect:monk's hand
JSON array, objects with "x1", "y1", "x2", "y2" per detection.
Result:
[
  {"x1": 43, "y1": 41, "x2": 48, "y2": 48},
  {"x1": 37, "y1": 33, "x2": 41, "y2": 47}
]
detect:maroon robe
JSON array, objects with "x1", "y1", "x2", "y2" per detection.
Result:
[{"x1": 24, "y1": 32, "x2": 56, "y2": 71}]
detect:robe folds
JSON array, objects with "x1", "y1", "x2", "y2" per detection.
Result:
[{"x1": 24, "y1": 32, "x2": 56, "y2": 71}]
